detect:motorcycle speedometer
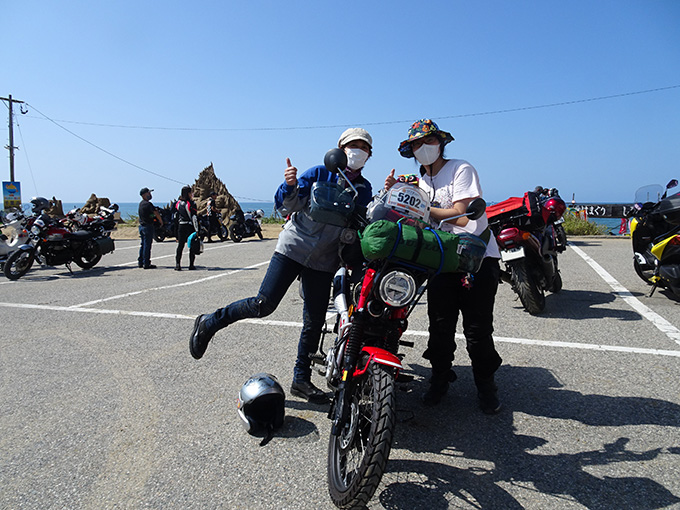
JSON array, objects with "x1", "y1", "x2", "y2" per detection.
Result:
[{"x1": 378, "y1": 270, "x2": 417, "y2": 307}]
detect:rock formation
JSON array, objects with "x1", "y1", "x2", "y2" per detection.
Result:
[
  {"x1": 45, "y1": 196, "x2": 65, "y2": 218},
  {"x1": 190, "y1": 163, "x2": 241, "y2": 224},
  {"x1": 80, "y1": 194, "x2": 112, "y2": 214}
]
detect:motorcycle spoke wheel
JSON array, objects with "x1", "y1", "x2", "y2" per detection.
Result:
[
  {"x1": 510, "y1": 261, "x2": 545, "y2": 314},
  {"x1": 74, "y1": 240, "x2": 102, "y2": 269},
  {"x1": 328, "y1": 362, "x2": 395, "y2": 509},
  {"x1": 3, "y1": 250, "x2": 34, "y2": 280}
]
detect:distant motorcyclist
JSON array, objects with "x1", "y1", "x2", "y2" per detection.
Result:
[
  {"x1": 206, "y1": 191, "x2": 219, "y2": 243},
  {"x1": 175, "y1": 185, "x2": 198, "y2": 271}
]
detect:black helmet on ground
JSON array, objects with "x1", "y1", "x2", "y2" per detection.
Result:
[{"x1": 237, "y1": 373, "x2": 285, "y2": 444}]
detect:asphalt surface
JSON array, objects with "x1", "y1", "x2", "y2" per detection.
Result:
[{"x1": 1, "y1": 235, "x2": 679, "y2": 509}]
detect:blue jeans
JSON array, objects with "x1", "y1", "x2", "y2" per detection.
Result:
[
  {"x1": 138, "y1": 224, "x2": 154, "y2": 267},
  {"x1": 204, "y1": 251, "x2": 333, "y2": 383}
]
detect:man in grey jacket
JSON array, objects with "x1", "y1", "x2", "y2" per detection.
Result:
[{"x1": 189, "y1": 128, "x2": 374, "y2": 403}]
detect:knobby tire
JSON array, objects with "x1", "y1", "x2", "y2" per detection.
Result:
[
  {"x1": 74, "y1": 240, "x2": 102, "y2": 269},
  {"x1": 328, "y1": 361, "x2": 396, "y2": 509}
]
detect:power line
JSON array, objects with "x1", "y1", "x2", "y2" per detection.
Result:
[
  {"x1": 27, "y1": 103, "x2": 187, "y2": 186},
  {"x1": 25, "y1": 84, "x2": 680, "y2": 132}
]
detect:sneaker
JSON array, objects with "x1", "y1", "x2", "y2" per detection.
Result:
[
  {"x1": 476, "y1": 376, "x2": 501, "y2": 415},
  {"x1": 188, "y1": 265, "x2": 197, "y2": 270},
  {"x1": 290, "y1": 380, "x2": 328, "y2": 404},
  {"x1": 175, "y1": 265, "x2": 181, "y2": 271},
  {"x1": 189, "y1": 314, "x2": 215, "y2": 360},
  {"x1": 138, "y1": 263, "x2": 143, "y2": 268},
  {"x1": 143, "y1": 264, "x2": 157, "y2": 269}
]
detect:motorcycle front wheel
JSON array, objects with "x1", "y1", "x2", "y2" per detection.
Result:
[
  {"x1": 229, "y1": 224, "x2": 243, "y2": 243},
  {"x1": 509, "y1": 260, "x2": 545, "y2": 314},
  {"x1": 154, "y1": 229, "x2": 166, "y2": 243},
  {"x1": 256, "y1": 227, "x2": 263, "y2": 240},
  {"x1": 218, "y1": 225, "x2": 228, "y2": 241},
  {"x1": 3, "y1": 250, "x2": 35, "y2": 280},
  {"x1": 74, "y1": 240, "x2": 102, "y2": 269},
  {"x1": 328, "y1": 361, "x2": 395, "y2": 509}
]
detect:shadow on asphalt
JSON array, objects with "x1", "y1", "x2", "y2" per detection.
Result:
[
  {"x1": 375, "y1": 363, "x2": 680, "y2": 510},
  {"x1": 512, "y1": 288, "x2": 646, "y2": 321}
]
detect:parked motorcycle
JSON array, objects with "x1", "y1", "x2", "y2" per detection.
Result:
[
  {"x1": 153, "y1": 204, "x2": 177, "y2": 242},
  {"x1": 628, "y1": 179, "x2": 680, "y2": 297},
  {"x1": 314, "y1": 149, "x2": 488, "y2": 509},
  {"x1": 3, "y1": 211, "x2": 115, "y2": 280},
  {"x1": 229, "y1": 209, "x2": 264, "y2": 242},
  {"x1": 487, "y1": 189, "x2": 567, "y2": 314},
  {"x1": 198, "y1": 212, "x2": 228, "y2": 242},
  {"x1": 63, "y1": 204, "x2": 119, "y2": 236},
  {"x1": 0, "y1": 209, "x2": 32, "y2": 270}
]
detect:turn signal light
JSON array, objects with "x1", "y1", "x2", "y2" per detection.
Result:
[{"x1": 669, "y1": 236, "x2": 680, "y2": 246}]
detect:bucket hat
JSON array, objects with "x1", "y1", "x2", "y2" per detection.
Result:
[{"x1": 398, "y1": 119, "x2": 454, "y2": 159}]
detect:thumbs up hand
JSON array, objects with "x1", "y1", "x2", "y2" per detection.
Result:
[
  {"x1": 284, "y1": 158, "x2": 298, "y2": 186},
  {"x1": 384, "y1": 169, "x2": 397, "y2": 190}
]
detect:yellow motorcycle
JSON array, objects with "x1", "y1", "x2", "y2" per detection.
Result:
[{"x1": 629, "y1": 179, "x2": 680, "y2": 297}]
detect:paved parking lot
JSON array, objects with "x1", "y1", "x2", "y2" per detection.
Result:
[{"x1": 1, "y1": 236, "x2": 679, "y2": 509}]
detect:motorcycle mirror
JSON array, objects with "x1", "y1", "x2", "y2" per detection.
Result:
[
  {"x1": 666, "y1": 179, "x2": 678, "y2": 190},
  {"x1": 466, "y1": 198, "x2": 487, "y2": 220},
  {"x1": 324, "y1": 148, "x2": 347, "y2": 174},
  {"x1": 436, "y1": 198, "x2": 487, "y2": 229}
]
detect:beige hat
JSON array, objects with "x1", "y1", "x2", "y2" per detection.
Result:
[{"x1": 337, "y1": 128, "x2": 372, "y2": 149}]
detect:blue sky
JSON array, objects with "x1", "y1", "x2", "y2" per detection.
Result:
[{"x1": 3, "y1": 0, "x2": 679, "y2": 206}]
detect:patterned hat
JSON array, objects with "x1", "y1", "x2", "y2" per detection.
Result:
[{"x1": 398, "y1": 119, "x2": 454, "y2": 159}]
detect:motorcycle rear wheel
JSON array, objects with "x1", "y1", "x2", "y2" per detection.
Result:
[
  {"x1": 229, "y1": 224, "x2": 243, "y2": 243},
  {"x1": 74, "y1": 240, "x2": 102, "y2": 269},
  {"x1": 3, "y1": 250, "x2": 35, "y2": 280},
  {"x1": 218, "y1": 225, "x2": 228, "y2": 241},
  {"x1": 510, "y1": 261, "x2": 545, "y2": 314},
  {"x1": 328, "y1": 361, "x2": 395, "y2": 509},
  {"x1": 154, "y1": 229, "x2": 166, "y2": 243}
]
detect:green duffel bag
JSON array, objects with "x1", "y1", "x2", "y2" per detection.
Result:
[{"x1": 360, "y1": 219, "x2": 461, "y2": 273}]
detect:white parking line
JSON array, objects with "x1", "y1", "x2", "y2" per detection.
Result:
[
  {"x1": 569, "y1": 243, "x2": 680, "y2": 346},
  {"x1": 1, "y1": 301, "x2": 678, "y2": 358},
  {"x1": 71, "y1": 261, "x2": 270, "y2": 307},
  {"x1": 113, "y1": 241, "x2": 250, "y2": 267}
]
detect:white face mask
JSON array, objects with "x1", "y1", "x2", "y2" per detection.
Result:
[
  {"x1": 345, "y1": 148, "x2": 369, "y2": 170},
  {"x1": 413, "y1": 143, "x2": 441, "y2": 166}
]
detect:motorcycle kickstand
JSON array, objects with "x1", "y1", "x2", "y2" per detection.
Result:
[
  {"x1": 649, "y1": 282, "x2": 659, "y2": 297},
  {"x1": 65, "y1": 263, "x2": 74, "y2": 275}
]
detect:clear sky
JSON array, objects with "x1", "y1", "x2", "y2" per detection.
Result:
[{"x1": 3, "y1": 0, "x2": 679, "y2": 206}]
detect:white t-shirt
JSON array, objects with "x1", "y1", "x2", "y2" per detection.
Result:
[{"x1": 419, "y1": 159, "x2": 500, "y2": 259}]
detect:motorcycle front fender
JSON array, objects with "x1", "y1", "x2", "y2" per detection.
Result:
[{"x1": 353, "y1": 346, "x2": 402, "y2": 378}]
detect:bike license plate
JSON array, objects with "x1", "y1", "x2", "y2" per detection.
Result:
[
  {"x1": 386, "y1": 186, "x2": 428, "y2": 219},
  {"x1": 501, "y1": 246, "x2": 525, "y2": 262},
  {"x1": 554, "y1": 217, "x2": 565, "y2": 224}
]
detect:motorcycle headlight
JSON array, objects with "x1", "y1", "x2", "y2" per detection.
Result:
[{"x1": 378, "y1": 270, "x2": 417, "y2": 307}]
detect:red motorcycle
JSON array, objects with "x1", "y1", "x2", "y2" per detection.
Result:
[
  {"x1": 487, "y1": 189, "x2": 567, "y2": 314},
  {"x1": 3, "y1": 213, "x2": 115, "y2": 280},
  {"x1": 315, "y1": 149, "x2": 489, "y2": 509}
]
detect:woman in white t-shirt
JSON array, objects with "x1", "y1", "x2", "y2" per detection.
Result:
[{"x1": 385, "y1": 119, "x2": 502, "y2": 414}]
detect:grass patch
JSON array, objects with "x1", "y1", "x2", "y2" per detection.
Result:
[{"x1": 563, "y1": 211, "x2": 610, "y2": 235}]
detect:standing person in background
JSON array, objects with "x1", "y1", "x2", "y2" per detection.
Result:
[
  {"x1": 189, "y1": 128, "x2": 374, "y2": 404},
  {"x1": 175, "y1": 185, "x2": 198, "y2": 271},
  {"x1": 138, "y1": 187, "x2": 162, "y2": 269},
  {"x1": 385, "y1": 119, "x2": 503, "y2": 414},
  {"x1": 206, "y1": 190, "x2": 219, "y2": 243}
]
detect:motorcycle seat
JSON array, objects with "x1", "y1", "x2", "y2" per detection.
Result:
[{"x1": 66, "y1": 230, "x2": 97, "y2": 240}]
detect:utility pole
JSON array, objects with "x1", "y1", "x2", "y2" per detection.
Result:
[{"x1": 1, "y1": 94, "x2": 24, "y2": 182}]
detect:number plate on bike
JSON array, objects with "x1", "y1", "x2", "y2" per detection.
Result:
[
  {"x1": 385, "y1": 186, "x2": 429, "y2": 220},
  {"x1": 500, "y1": 246, "x2": 525, "y2": 262}
]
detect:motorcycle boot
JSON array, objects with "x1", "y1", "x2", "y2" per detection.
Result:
[
  {"x1": 290, "y1": 380, "x2": 328, "y2": 404},
  {"x1": 423, "y1": 368, "x2": 457, "y2": 406},
  {"x1": 475, "y1": 374, "x2": 501, "y2": 414},
  {"x1": 190, "y1": 314, "x2": 215, "y2": 360}
]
